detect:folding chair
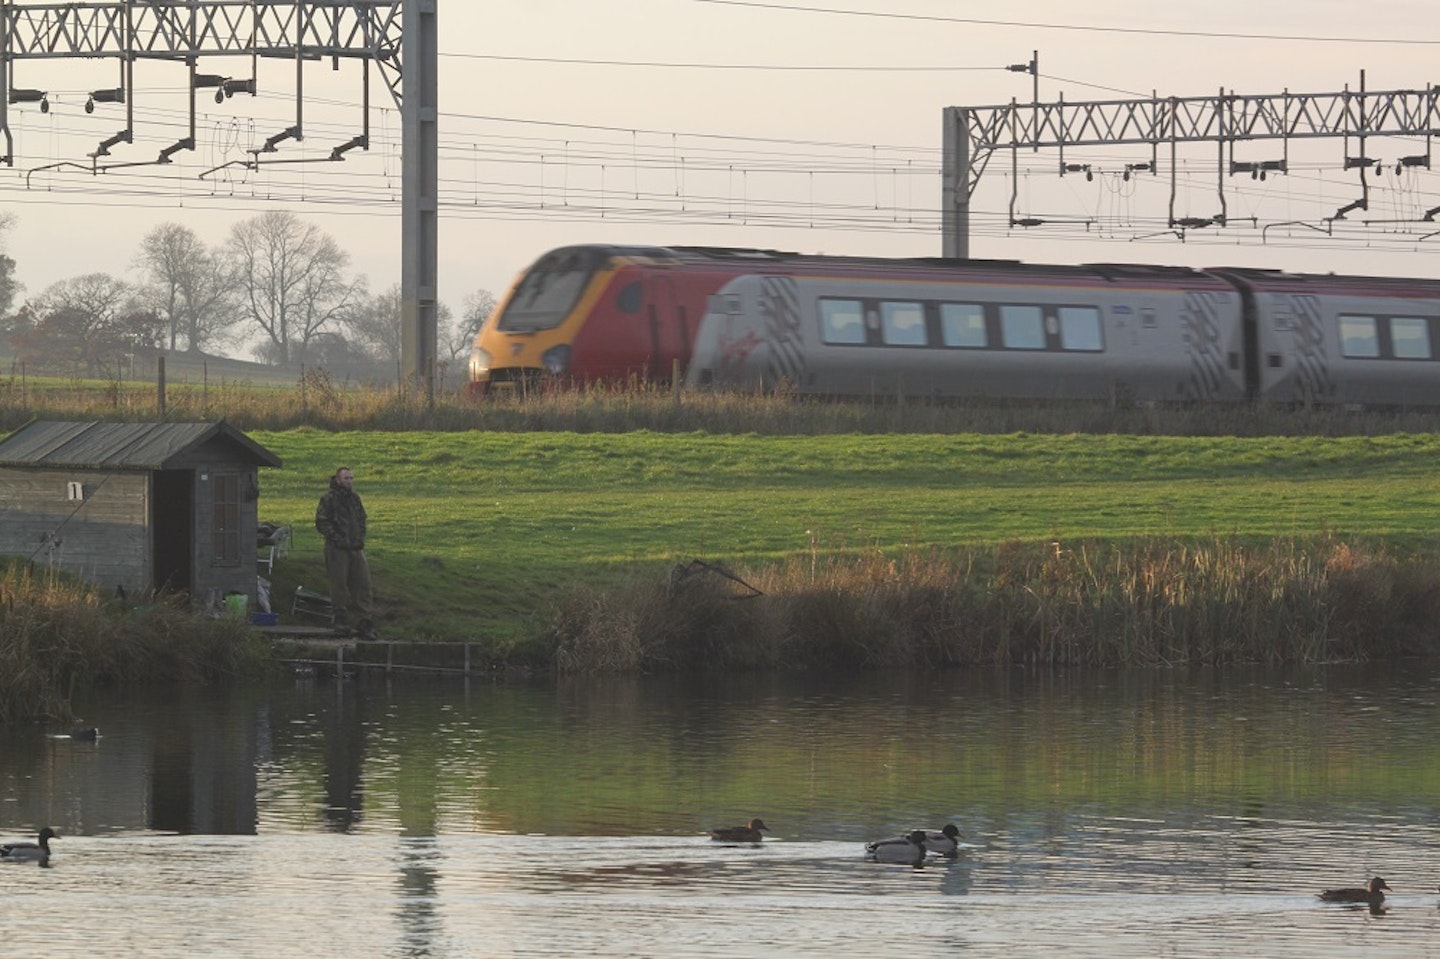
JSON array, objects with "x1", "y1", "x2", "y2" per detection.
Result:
[
  {"x1": 291, "y1": 585, "x2": 334, "y2": 624},
  {"x1": 257, "y1": 524, "x2": 292, "y2": 575}
]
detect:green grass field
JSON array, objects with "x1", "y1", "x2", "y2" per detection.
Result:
[{"x1": 251, "y1": 429, "x2": 1440, "y2": 650}]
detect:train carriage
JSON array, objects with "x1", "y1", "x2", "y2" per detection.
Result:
[
  {"x1": 469, "y1": 242, "x2": 1440, "y2": 409},
  {"x1": 684, "y1": 263, "x2": 1249, "y2": 403},
  {"x1": 1215, "y1": 269, "x2": 1440, "y2": 408}
]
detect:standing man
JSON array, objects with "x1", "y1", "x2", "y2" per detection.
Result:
[{"x1": 315, "y1": 466, "x2": 375, "y2": 639}]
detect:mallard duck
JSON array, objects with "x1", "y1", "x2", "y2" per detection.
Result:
[
  {"x1": 865, "y1": 830, "x2": 928, "y2": 864},
  {"x1": 709, "y1": 818, "x2": 768, "y2": 842},
  {"x1": 1319, "y1": 877, "x2": 1390, "y2": 904},
  {"x1": 1, "y1": 827, "x2": 59, "y2": 861},
  {"x1": 923, "y1": 823, "x2": 963, "y2": 854}
]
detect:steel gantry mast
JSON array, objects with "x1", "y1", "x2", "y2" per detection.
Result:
[
  {"x1": 0, "y1": 0, "x2": 439, "y2": 399},
  {"x1": 943, "y1": 74, "x2": 1440, "y2": 258}
]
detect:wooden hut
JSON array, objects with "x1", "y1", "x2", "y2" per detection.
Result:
[{"x1": 0, "y1": 420, "x2": 282, "y2": 608}]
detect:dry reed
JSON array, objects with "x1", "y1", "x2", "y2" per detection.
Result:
[
  {"x1": 10, "y1": 368, "x2": 1440, "y2": 436},
  {"x1": 545, "y1": 537, "x2": 1440, "y2": 673},
  {"x1": 0, "y1": 562, "x2": 271, "y2": 722}
]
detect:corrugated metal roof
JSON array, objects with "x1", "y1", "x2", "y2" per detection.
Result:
[{"x1": 0, "y1": 421, "x2": 282, "y2": 469}]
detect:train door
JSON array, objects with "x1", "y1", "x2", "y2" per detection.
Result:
[
  {"x1": 1235, "y1": 286, "x2": 1261, "y2": 401},
  {"x1": 1268, "y1": 294, "x2": 1329, "y2": 406},
  {"x1": 1205, "y1": 270, "x2": 1293, "y2": 403},
  {"x1": 644, "y1": 277, "x2": 688, "y2": 384}
]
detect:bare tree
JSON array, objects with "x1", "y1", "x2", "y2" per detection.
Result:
[
  {"x1": 133, "y1": 222, "x2": 238, "y2": 353},
  {"x1": 442, "y1": 287, "x2": 496, "y2": 365},
  {"x1": 227, "y1": 211, "x2": 363, "y2": 365},
  {"x1": 347, "y1": 283, "x2": 403, "y2": 377},
  {"x1": 11, "y1": 273, "x2": 155, "y2": 377},
  {"x1": 347, "y1": 283, "x2": 460, "y2": 383}
]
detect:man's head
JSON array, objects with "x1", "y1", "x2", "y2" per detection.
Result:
[{"x1": 333, "y1": 467, "x2": 354, "y2": 489}]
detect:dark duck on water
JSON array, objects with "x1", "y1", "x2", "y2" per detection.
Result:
[
  {"x1": 922, "y1": 824, "x2": 963, "y2": 854},
  {"x1": 1318, "y1": 877, "x2": 1390, "y2": 904},
  {"x1": 709, "y1": 818, "x2": 768, "y2": 842},
  {"x1": 1, "y1": 827, "x2": 59, "y2": 861},
  {"x1": 865, "y1": 830, "x2": 929, "y2": 865}
]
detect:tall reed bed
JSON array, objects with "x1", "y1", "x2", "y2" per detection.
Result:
[
  {"x1": 0, "y1": 563, "x2": 271, "y2": 722},
  {"x1": 547, "y1": 536, "x2": 1440, "y2": 672}
]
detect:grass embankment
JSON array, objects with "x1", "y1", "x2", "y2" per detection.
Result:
[
  {"x1": 7, "y1": 373, "x2": 1440, "y2": 689},
  {"x1": 247, "y1": 430, "x2": 1440, "y2": 668},
  {"x1": 0, "y1": 564, "x2": 271, "y2": 722}
]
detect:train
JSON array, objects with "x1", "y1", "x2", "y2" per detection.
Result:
[{"x1": 467, "y1": 243, "x2": 1440, "y2": 407}]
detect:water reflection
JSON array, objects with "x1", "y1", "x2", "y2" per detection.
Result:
[
  {"x1": 394, "y1": 837, "x2": 442, "y2": 959},
  {"x1": 3, "y1": 663, "x2": 1440, "y2": 844},
  {"x1": 2, "y1": 662, "x2": 1440, "y2": 957}
]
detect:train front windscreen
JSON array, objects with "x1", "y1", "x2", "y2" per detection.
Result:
[{"x1": 494, "y1": 247, "x2": 608, "y2": 333}]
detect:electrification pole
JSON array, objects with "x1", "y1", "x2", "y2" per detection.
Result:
[{"x1": 401, "y1": 0, "x2": 438, "y2": 405}]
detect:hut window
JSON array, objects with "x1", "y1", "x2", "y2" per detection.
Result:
[{"x1": 212, "y1": 473, "x2": 241, "y2": 565}]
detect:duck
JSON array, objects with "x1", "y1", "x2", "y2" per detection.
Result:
[
  {"x1": 923, "y1": 823, "x2": 963, "y2": 854},
  {"x1": 1318, "y1": 876, "x2": 1390, "y2": 904},
  {"x1": 865, "y1": 830, "x2": 928, "y2": 865},
  {"x1": 1, "y1": 827, "x2": 59, "y2": 861},
  {"x1": 709, "y1": 818, "x2": 768, "y2": 842},
  {"x1": 69, "y1": 726, "x2": 98, "y2": 741}
]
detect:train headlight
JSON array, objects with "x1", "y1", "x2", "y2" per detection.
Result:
[
  {"x1": 468, "y1": 347, "x2": 492, "y2": 381},
  {"x1": 541, "y1": 345, "x2": 571, "y2": 375}
]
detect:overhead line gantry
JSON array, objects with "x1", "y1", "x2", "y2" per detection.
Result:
[{"x1": 944, "y1": 66, "x2": 1440, "y2": 257}]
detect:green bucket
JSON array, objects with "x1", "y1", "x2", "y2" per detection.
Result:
[{"x1": 224, "y1": 592, "x2": 248, "y2": 618}]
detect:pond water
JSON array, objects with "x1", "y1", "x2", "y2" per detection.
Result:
[{"x1": 3, "y1": 664, "x2": 1440, "y2": 957}]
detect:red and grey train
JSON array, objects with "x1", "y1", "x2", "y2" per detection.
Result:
[{"x1": 468, "y1": 243, "x2": 1440, "y2": 407}]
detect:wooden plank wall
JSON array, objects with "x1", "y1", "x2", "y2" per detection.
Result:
[{"x1": 0, "y1": 469, "x2": 150, "y2": 597}]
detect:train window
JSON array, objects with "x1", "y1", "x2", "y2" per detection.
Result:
[
  {"x1": 1059, "y1": 307, "x2": 1103, "y2": 351},
  {"x1": 616, "y1": 281, "x2": 643, "y2": 314},
  {"x1": 880, "y1": 302, "x2": 927, "y2": 346},
  {"x1": 499, "y1": 254, "x2": 593, "y2": 331},
  {"x1": 1389, "y1": 317, "x2": 1431, "y2": 359},
  {"x1": 1339, "y1": 315, "x2": 1380, "y2": 358},
  {"x1": 819, "y1": 299, "x2": 866, "y2": 345},
  {"x1": 940, "y1": 303, "x2": 986, "y2": 348},
  {"x1": 1000, "y1": 305, "x2": 1045, "y2": 350}
]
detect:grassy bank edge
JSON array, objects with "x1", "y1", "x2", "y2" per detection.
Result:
[{"x1": 6, "y1": 533, "x2": 1438, "y2": 722}]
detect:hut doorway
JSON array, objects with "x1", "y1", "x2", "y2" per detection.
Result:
[{"x1": 153, "y1": 469, "x2": 194, "y2": 595}]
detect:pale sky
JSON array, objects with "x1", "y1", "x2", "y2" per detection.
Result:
[{"x1": 3, "y1": 0, "x2": 1439, "y2": 335}]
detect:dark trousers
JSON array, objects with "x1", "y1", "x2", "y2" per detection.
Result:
[{"x1": 323, "y1": 545, "x2": 373, "y2": 626}]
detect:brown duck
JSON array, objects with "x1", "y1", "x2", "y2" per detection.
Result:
[
  {"x1": 1318, "y1": 877, "x2": 1390, "y2": 904},
  {"x1": 709, "y1": 818, "x2": 768, "y2": 842}
]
